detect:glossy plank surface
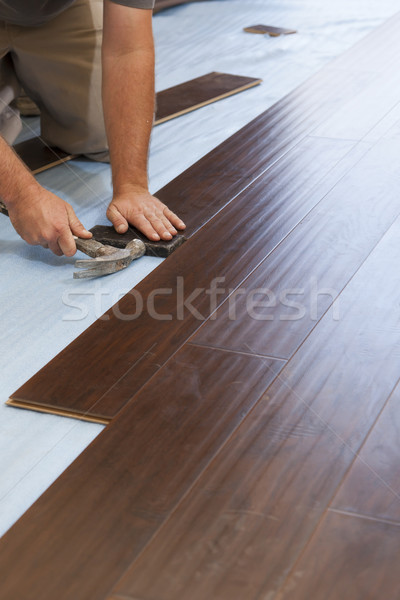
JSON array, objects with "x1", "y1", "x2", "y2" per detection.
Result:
[
  {"x1": 13, "y1": 137, "x2": 75, "y2": 174},
  {"x1": 0, "y1": 346, "x2": 284, "y2": 600},
  {"x1": 331, "y1": 383, "x2": 400, "y2": 523},
  {"x1": 111, "y1": 216, "x2": 400, "y2": 600},
  {"x1": 11, "y1": 9, "x2": 400, "y2": 420},
  {"x1": 154, "y1": 72, "x2": 262, "y2": 124},
  {"x1": 193, "y1": 132, "x2": 400, "y2": 359},
  {"x1": 275, "y1": 512, "x2": 400, "y2": 600},
  {"x1": 9, "y1": 136, "x2": 355, "y2": 421}
]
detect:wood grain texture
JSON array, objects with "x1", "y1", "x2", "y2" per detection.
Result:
[
  {"x1": 192, "y1": 132, "x2": 400, "y2": 359},
  {"x1": 9, "y1": 14, "x2": 400, "y2": 421},
  {"x1": 0, "y1": 346, "x2": 284, "y2": 600},
  {"x1": 110, "y1": 216, "x2": 400, "y2": 600},
  {"x1": 13, "y1": 137, "x2": 75, "y2": 174},
  {"x1": 9, "y1": 135, "x2": 356, "y2": 422},
  {"x1": 275, "y1": 511, "x2": 400, "y2": 600},
  {"x1": 331, "y1": 383, "x2": 400, "y2": 523},
  {"x1": 154, "y1": 72, "x2": 262, "y2": 124}
]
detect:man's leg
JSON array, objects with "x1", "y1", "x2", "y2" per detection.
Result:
[
  {"x1": 8, "y1": 0, "x2": 109, "y2": 160},
  {"x1": 0, "y1": 23, "x2": 22, "y2": 144}
]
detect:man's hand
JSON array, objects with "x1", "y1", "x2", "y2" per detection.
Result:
[
  {"x1": 7, "y1": 187, "x2": 92, "y2": 256},
  {"x1": 107, "y1": 185, "x2": 186, "y2": 241}
]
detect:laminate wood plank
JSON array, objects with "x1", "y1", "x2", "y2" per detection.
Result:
[
  {"x1": 13, "y1": 73, "x2": 261, "y2": 174},
  {"x1": 274, "y1": 512, "x2": 400, "y2": 600},
  {"x1": 8, "y1": 136, "x2": 357, "y2": 422},
  {"x1": 0, "y1": 346, "x2": 284, "y2": 600},
  {"x1": 192, "y1": 131, "x2": 400, "y2": 359},
  {"x1": 154, "y1": 72, "x2": 262, "y2": 125},
  {"x1": 110, "y1": 216, "x2": 400, "y2": 600},
  {"x1": 331, "y1": 383, "x2": 400, "y2": 523},
  {"x1": 13, "y1": 137, "x2": 76, "y2": 174}
]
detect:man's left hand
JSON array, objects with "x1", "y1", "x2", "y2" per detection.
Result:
[{"x1": 107, "y1": 186, "x2": 186, "y2": 241}]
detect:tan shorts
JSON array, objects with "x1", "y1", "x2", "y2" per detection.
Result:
[{"x1": 0, "y1": 0, "x2": 109, "y2": 160}]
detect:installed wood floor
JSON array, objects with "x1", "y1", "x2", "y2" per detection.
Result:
[{"x1": 2, "y1": 12, "x2": 400, "y2": 600}]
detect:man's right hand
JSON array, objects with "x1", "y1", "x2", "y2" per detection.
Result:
[{"x1": 7, "y1": 186, "x2": 92, "y2": 256}]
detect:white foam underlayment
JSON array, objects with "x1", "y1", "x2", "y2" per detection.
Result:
[{"x1": 0, "y1": 0, "x2": 398, "y2": 537}]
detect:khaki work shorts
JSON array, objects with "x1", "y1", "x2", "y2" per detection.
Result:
[{"x1": 0, "y1": 0, "x2": 109, "y2": 160}]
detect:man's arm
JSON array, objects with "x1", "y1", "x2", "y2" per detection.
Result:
[
  {"x1": 0, "y1": 135, "x2": 91, "y2": 255},
  {"x1": 102, "y1": 0, "x2": 185, "y2": 241}
]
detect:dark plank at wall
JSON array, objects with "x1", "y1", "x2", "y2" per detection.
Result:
[
  {"x1": 331, "y1": 382, "x2": 400, "y2": 523},
  {"x1": 0, "y1": 346, "x2": 284, "y2": 600},
  {"x1": 8, "y1": 136, "x2": 357, "y2": 422},
  {"x1": 192, "y1": 128, "x2": 400, "y2": 359},
  {"x1": 110, "y1": 216, "x2": 400, "y2": 600},
  {"x1": 274, "y1": 512, "x2": 400, "y2": 600}
]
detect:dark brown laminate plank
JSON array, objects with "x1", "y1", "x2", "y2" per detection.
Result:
[
  {"x1": 13, "y1": 73, "x2": 260, "y2": 174},
  {"x1": 154, "y1": 72, "x2": 262, "y2": 124},
  {"x1": 13, "y1": 137, "x2": 76, "y2": 174},
  {"x1": 9, "y1": 136, "x2": 357, "y2": 421},
  {"x1": 192, "y1": 128, "x2": 400, "y2": 359},
  {"x1": 110, "y1": 216, "x2": 400, "y2": 600},
  {"x1": 0, "y1": 346, "x2": 284, "y2": 600},
  {"x1": 331, "y1": 383, "x2": 400, "y2": 523},
  {"x1": 274, "y1": 512, "x2": 400, "y2": 600}
]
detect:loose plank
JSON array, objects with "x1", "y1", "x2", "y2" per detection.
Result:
[
  {"x1": 331, "y1": 383, "x2": 400, "y2": 523},
  {"x1": 13, "y1": 137, "x2": 76, "y2": 174},
  {"x1": 13, "y1": 72, "x2": 261, "y2": 174},
  {"x1": 0, "y1": 346, "x2": 284, "y2": 600},
  {"x1": 110, "y1": 216, "x2": 400, "y2": 600},
  {"x1": 244, "y1": 24, "x2": 297, "y2": 36},
  {"x1": 275, "y1": 512, "x2": 400, "y2": 600},
  {"x1": 8, "y1": 136, "x2": 356, "y2": 422},
  {"x1": 154, "y1": 72, "x2": 262, "y2": 125}
]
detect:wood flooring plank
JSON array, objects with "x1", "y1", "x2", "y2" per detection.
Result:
[
  {"x1": 154, "y1": 72, "x2": 262, "y2": 124},
  {"x1": 0, "y1": 346, "x2": 284, "y2": 600},
  {"x1": 13, "y1": 73, "x2": 261, "y2": 174},
  {"x1": 109, "y1": 216, "x2": 400, "y2": 600},
  {"x1": 274, "y1": 512, "x2": 400, "y2": 600},
  {"x1": 8, "y1": 136, "x2": 357, "y2": 421},
  {"x1": 331, "y1": 383, "x2": 400, "y2": 523},
  {"x1": 192, "y1": 131, "x2": 400, "y2": 359},
  {"x1": 13, "y1": 137, "x2": 76, "y2": 174}
]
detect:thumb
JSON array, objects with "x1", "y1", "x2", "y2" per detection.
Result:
[
  {"x1": 107, "y1": 203, "x2": 129, "y2": 234},
  {"x1": 67, "y1": 206, "x2": 92, "y2": 239}
]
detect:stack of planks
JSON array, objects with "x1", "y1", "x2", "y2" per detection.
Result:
[{"x1": 2, "y1": 11, "x2": 400, "y2": 600}]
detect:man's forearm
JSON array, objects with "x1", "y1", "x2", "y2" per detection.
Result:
[
  {"x1": 102, "y1": 7, "x2": 155, "y2": 194},
  {"x1": 0, "y1": 135, "x2": 40, "y2": 208}
]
